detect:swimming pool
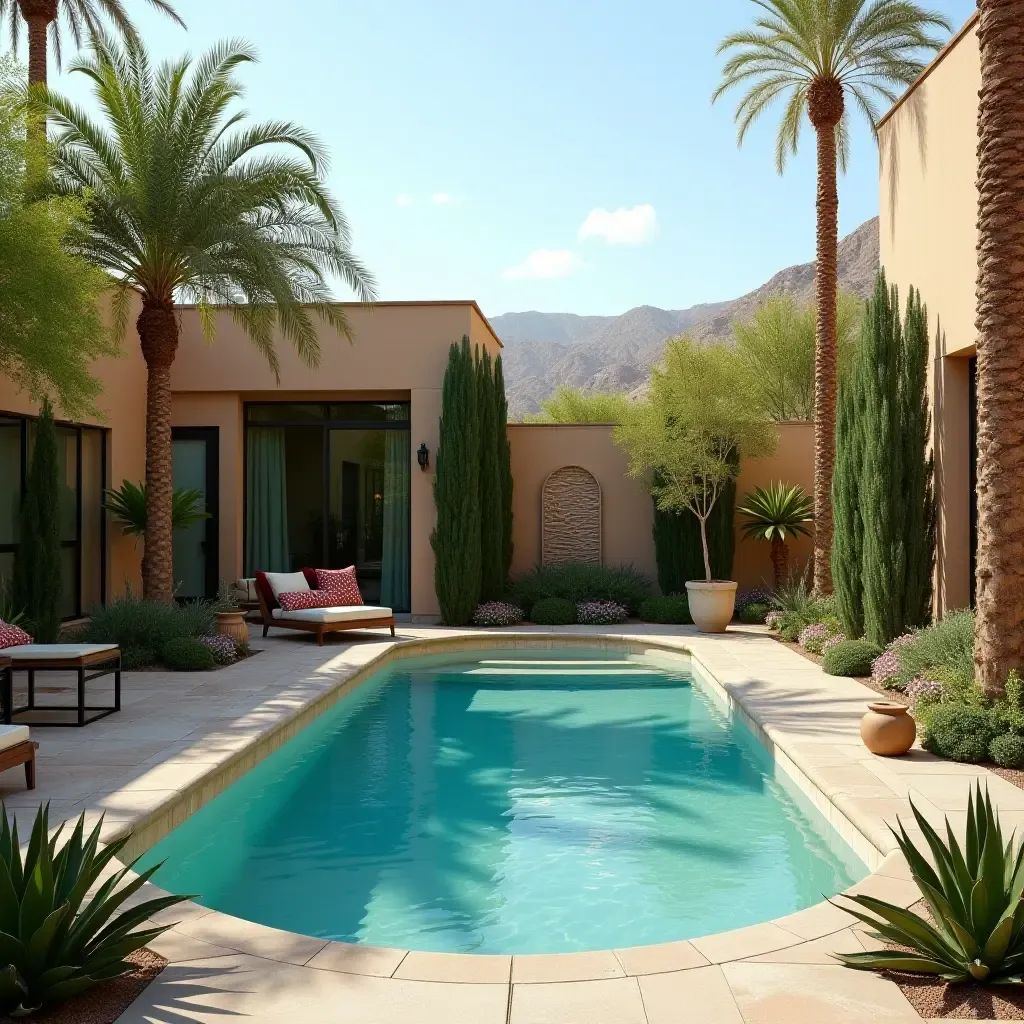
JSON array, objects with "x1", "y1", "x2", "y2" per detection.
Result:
[{"x1": 139, "y1": 648, "x2": 866, "y2": 954}]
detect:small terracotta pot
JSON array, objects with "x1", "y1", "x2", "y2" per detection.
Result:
[
  {"x1": 860, "y1": 701, "x2": 916, "y2": 756},
  {"x1": 685, "y1": 581, "x2": 737, "y2": 633},
  {"x1": 216, "y1": 610, "x2": 249, "y2": 646}
]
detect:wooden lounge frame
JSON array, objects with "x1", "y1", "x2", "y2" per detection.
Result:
[
  {"x1": 257, "y1": 591, "x2": 396, "y2": 647},
  {"x1": 2, "y1": 648, "x2": 121, "y2": 728},
  {"x1": 0, "y1": 658, "x2": 38, "y2": 787}
]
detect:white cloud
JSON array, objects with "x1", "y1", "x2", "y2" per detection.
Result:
[
  {"x1": 395, "y1": 193, "x2": 413, "y2": 207},
  {"x1": 578, "y1": 204, "x2": 657, "y2": 245},
  {"x1": 502, "y1": 249, "x2": 581, "y2": 280},
  {"x1": 432, "y1": 192, "x2": 452, "y2": 205}
]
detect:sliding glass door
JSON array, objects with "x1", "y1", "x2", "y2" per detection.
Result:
[{"x1": 244, "y1": 403, "x2": 411, "y2": 611}]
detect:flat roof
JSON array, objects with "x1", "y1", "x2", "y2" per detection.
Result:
[{"x1": 876, "y1": 12, "x2": 978, "y2": 130}]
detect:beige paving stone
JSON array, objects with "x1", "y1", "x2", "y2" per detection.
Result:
[
  {"x1": 307, "y1": 940, "x2": 409, "y2": 978},
  {"x1": 743, "y1": 928, "x2": 866, "y2": 964},
  {"x1": 145, "y1": 928, "x2": 238, "y2": 964},
  {"x1": 115, "y1": 953, "x2": 510, "y2": 1024},
  {"x1": 510, "y1": 976, "x2": 645, "y2": 1024},
  {"x1": 512, "y1": 950, "x2": 625, "y2": 983},
  {"x1": 774, "y1": 900, "x2": 859, "y2": 940},
  {"x1": 843, "y1": 871, "x2": 921, "y2": 908},
  {"x1": 613, "y1": 939, "x2": 709, "y2": 976},
  {"x1": 177, "y1": 911, "x2": 329, "y2": 965},
  {"x1": 690, "y1": 922, "x2": 801, "y2": 964},
  {"x1": 638, "y1": 964, "x2": 743, "y2": 1023},
  {"x1": 722, "y1": 961, "x2": 919, "y2": 1023},
  {"x1": 394, "y1": 950, "x2": 511, "y2": 983}
]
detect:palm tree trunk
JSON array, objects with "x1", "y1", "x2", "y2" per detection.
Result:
[
  {"x1": 808, "y1": 79, "x2": 844, "y2": 598},
  {"x1": 17, "y1": 0, "x2": 56, "y2": 85},
  {"x1": 137, "y1": 299, "x2": 180, "y2": 603},
  {"x1": 974, "y1": 0, "x2": 1024, "y2": 697},
  {"x1": 770, "y1": 536, "x2": 789, "y2": 591}
]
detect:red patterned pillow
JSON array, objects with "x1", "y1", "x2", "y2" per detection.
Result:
[
  {"x1": 313, "y1": 567, "x2": 363, "y2": 606},
  {"x1": 0, "y1": 621, "x2": 32, "y2": 649},
  {"x1": 278, "y1": 590, "x2": 336, "y2": 612}
]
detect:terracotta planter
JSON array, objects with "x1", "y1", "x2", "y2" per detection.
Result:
[
  {"x1": 684, "y1": 581, "x2": 737, "y2": 633},
  {"x1": 860, "y1": 701, "x2": 916, "y2": 756},
  {"x1": 216, "y1": 610, "x2": 249, "y2": 646}
]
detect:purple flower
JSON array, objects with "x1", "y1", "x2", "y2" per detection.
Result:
[
  {"x1": 871, "y1": 649, "x2": 902, "y2": 685},
  {"x1": 200, "y1": 634, "x2": 238, "y2": 665},
  {"x1": 905, "y1": 677, "x2": 942, "y2": 709},
  {"x1": 822, "y1": 633, "x2": 846, "y2": 653},
  {"x1": 765, "y1": 610, "x2": 785, "y2": 630},
  {"x1": 472, "y1": 602, "x2": 525, "y2": 627},
  {"x1": 576, "y1": 601, "x2": 629, "y2": 625}
]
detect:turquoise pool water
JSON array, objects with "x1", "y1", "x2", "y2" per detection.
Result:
[{"x1": 139, "y1": 649, "x2": 866, "y2": 954}]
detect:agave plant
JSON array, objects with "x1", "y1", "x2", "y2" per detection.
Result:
[
  {"x1": 835, "y1": 783, "x2": 1024, "y2": 982},
  {"x1": 0, "y1": 803, "x2": 188, "y2": 1015},
  {"x1": 103, "y1": 480, "x2": 209, "y2": 542},
  {"x1": 737, "y1": 482, "x2": 814, "y2": 590}
]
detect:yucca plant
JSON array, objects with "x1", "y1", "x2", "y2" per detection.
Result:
[
  {"x1": 0, "y1": 803, "x2": 188, "y2": 1015},
  {"x1": 835, "y1": 783, "x2": 1024, "y2": 982},
  {"x1": 103, "y1": 480, "x2": 209, "y2": 543},
  {"x1": 737, "y1": 482, "x2": 814, "y2": 589}
]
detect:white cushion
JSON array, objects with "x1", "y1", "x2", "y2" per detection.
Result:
[
  {"x1": 271, "y1": 605, "x2": 393, "y2": 624},
  {"x1": 5, "y1": 644, "x2": 118, "y2": 661},
  {"x1": 0, "y1": 725, "x2": 29, "y2": 751},
  {"x1": 263, "y1": 571, "x2": 310, "y2": 600}
]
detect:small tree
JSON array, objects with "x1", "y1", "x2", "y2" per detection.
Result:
[
  {"x1": 737, "y1": 482, "x2": 814, "y2": 590},
  {"x1": 494, "y1": 355, "x2": 514, "y2": 582},
  {"x1": 431, "y1": 338, "x2": 481, "y2": 625},
  {"x1": 615, "y1": 338, "x2": 776, "y2": 582},
  {"x1": 477, "y1": 349, "x2": 504, "y2": 601},
  {"x1": 527, "y1": 387, "x2": 631, "y2": 424},
  {"x1": 12, "y1": 399, "x2": 62, "y2": 641}
]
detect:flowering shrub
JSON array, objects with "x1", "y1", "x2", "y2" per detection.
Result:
[
  {"x1": 822, "y1": 633, "x2": 846, "y2": 653},
  {"x1": 906, "y1": 676, "x2": 943, "y2": 710},
  {"x1": 798, "y1": 622, "x2": 832, "y2": 654},
  {"x1": 736, "y1": 588, "x2": 775, "y2": 614},
  {"x1": 576, "y1": 600, "x2": 629, "y2": 625},
  {"x1": 472, "y1": 601, "x2": 525, "y2": 627},
  {"x1": 765, "y1": 610, "x2": 784, "y2": 630},
  {"x1": 871, "y1": 649, "x2": 902, "y2": 688},
  {"x1": 200, "y1": 634, "x2": 238, "y2": 665}
]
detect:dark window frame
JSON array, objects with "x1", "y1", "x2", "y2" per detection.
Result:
[
  {"x1": 0, "y1": 411, "x2": 109, "y2": 619},
  {"x1": 242, "y1": 401, "x2": 412, "y2": 612},
  {"x1": 172, "y1": 426, "x2": 220, "y2": 601}
]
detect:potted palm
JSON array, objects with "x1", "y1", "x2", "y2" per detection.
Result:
[
  {"x1": 615, "y1": 338, "x2": 776, "y2": 632},
  {"x1": 737, "y1": 482, "x2": 814, "y2": 590}
]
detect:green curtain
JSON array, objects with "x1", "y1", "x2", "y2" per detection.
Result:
[
  {"x1": 246, "y1": 428, "x2": 290, "y2": 574},
  {"x1": 380, "y1": 411, "x2": 410, "y2": 610}
]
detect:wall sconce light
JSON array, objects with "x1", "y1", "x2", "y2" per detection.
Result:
[{"x1": 417, "y1": 443, "x2": 430, "y2": 471}]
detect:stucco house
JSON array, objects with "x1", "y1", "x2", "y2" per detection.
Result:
[{"x1": 877, "y1": 11, "x2": 981, "y2": 616}]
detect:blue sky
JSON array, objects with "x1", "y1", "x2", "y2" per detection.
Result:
[{"x1": 47, "y1": 0, "x2": 976, "y2": 317}]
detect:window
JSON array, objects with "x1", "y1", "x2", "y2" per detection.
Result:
[{"x1": 0, "y1": 413, "x2": 108, "y2": 619}]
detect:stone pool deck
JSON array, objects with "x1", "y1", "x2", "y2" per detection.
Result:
[{"x1": 1, "y1": 622, "x2": 1018, "y2": 1023}]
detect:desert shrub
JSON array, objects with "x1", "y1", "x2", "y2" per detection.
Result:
[
  {"x1": 894, "y1": 609, "x2": 974, "y2": 688},
  {"x1": 576, "y1": 600, "x2": 628, "y2": 625},
  {"x1": 922, "y1": 704, "x2": 996, "y2": 764},
  {"x1": 736, "y1": 588, "x2": 775, "y2": 615},
  {"x1": 472, "y1": 601, "x2": 524, "y2": 627},
  {"x1": 200, "y1": 634, "x2": 238, "y2": 665},
  {"x1": 120, "y1": 645, "x2": 157, "y2": 670},
  {"x1": 739, "y1": 602, "x2": 769, "y2": 624},
  {"x1": 638, "y1": 595, "x2": 692, "y2": 625},
  {"x1": 822, "y1": 639, "x2": 882, "y2": 677},
  {"x1": 529, "y1": 597, "x2": 577, "y2": 625},
  {"x1": 993, "y1": 670, "x2": 1024, "y2": 736},
  {"x1": 77, "y1": 592, "x2": 214, "y2": 651},
  {"x1": 161, "y1": 636, "x2": 216, "y2": 671},
  {"x1": 905, "y1": 677, "x2": 943, "y2": 711},
  {"x1": 798, "y1": 621, "x2": 839, "y2": 655},
  {"x1": 510, "y1": 563, "x2": 651, "y2": 616},
  {"x1": 990, "y1": 732, "x2": 1024, "y2": 769},
  {"x1": 822, "y1": 632, "x2": 846, "y2": 653},
  {"x1": 764, "y1": 610, "x2": 784, "y2": 629}
]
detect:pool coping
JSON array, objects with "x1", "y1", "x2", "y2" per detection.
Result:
[{"x1": 99, "y1": 626, "x2": 987, "y2": 996}]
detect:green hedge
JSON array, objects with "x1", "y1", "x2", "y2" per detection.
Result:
[
  {"x1": 821, "y1": 639, "x2": 881, "y2": 677},
  {"x1": 637, "y1": 595, "x2": 692, "y2": 625},
  {"x1": 530, "y1": 598, "x2": 577, "y2": 625},
  {"x1": 510, "y1": 562, "x2": 651, "y2": 617}
]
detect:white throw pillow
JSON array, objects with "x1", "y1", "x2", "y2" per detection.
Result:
[{"x1": 263, "y1": 570, "x2": 310, "y2": 600}]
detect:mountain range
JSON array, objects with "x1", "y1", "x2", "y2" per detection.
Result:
[{"x1": 490, "y1": 216, "x2": 879, "y2": 418}]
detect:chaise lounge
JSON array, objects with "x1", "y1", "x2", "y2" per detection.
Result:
[{"x1": 255, "y1": 569, "x2": 396, "y2": 646}]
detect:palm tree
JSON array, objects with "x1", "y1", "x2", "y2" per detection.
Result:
[
  {"x1": 714, "y1": 0, "x2": 949, "y2": 596},
  {"x1": 46, "y1": 36, "x2": 377, "y2": 601},
  {"x1": 973, "y1": 1, "x2": 1024, "y2": 697},
  {"x1": 2, "y1": 0, "x2": 183, "y2": 85},
  {"x1": 738, "y1": 482, "x2": 814, "y2": 589}
]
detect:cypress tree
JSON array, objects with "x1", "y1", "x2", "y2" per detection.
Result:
[
  {"x1": 494, "y1": 354, "x2": 514, "y2": 582},
  {"x1": 478, "y1": 348, "x2": 504, "y2": 600},
  {"x1": 900, "y1": 289, "x2": 936, "y2": 628},
  {"x1": 12, "y1": 399, "x2": 62, "y2": 641},
  {"x1": 832, "y1": 316, "x2": 867, "y2": 639},
  {"x1": 431, "y1": 337, "x2": 481, "y2": 624},
  {"x1": 860, "y1": 271, "x2": 906, "y2": 646}
]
